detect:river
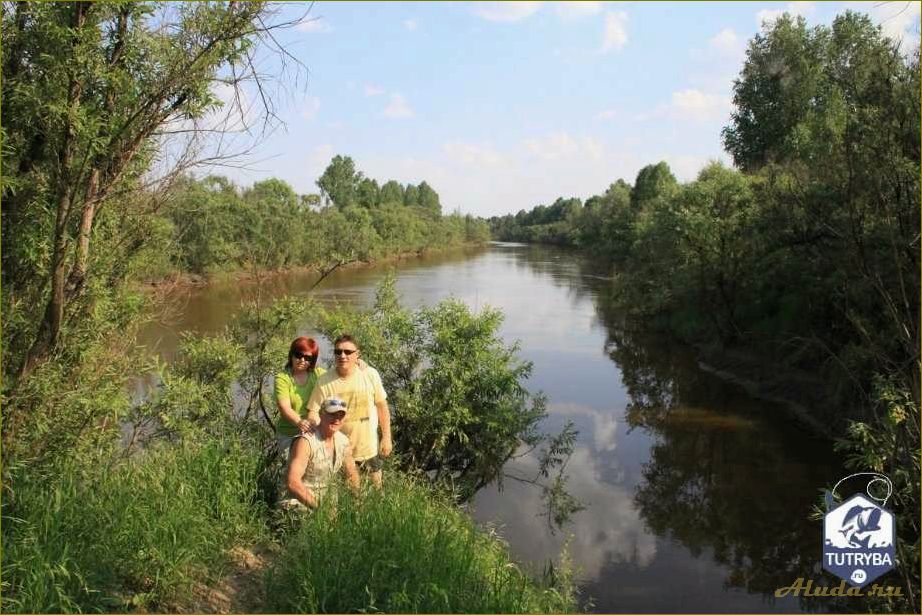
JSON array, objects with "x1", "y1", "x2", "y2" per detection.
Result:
[{"x1": 139, "y1": 242, "x2": 842, "y2": 613}]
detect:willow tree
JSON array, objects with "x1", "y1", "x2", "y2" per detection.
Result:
[{"x1": 1, "y1": 2, "x2": 301, "y2": 382}]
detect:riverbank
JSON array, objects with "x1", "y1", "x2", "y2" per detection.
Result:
[
  {"x1": 1, "y1": 440, "x2": 576, "y2": 614},
  {"x1": 141, "y1": 242, "x2": 489, "y2": 292}
]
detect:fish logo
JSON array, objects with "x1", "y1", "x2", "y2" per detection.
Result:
[{"x1": 823, "y1": 494, "x2": 896, "y2": 587}]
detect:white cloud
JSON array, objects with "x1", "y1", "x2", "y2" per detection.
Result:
[
  {"x1": 308, "y1": 144, "x2": 335, "y2": 175},
  {"x1": 634, "y1": 89, "x2": 732, "y2": 123},
  {"x1": 472, "y1": 444, "x2": 658, "y2": 580},
  {"x1": 300, "y1": 95, "x2": 320, "y2": 121},
  {"x1": 668, "y1": 89, "x2": 732, "y2": 122},
  {"x1": 297, "y1": 17, "x2": 332, "y2": 33},
  {"x1": 665, "y1": 154, "x2": 712, "y2": 182},
  {"x1": 595, "y1": 109, "x2": 619, "y2": 120},
  {"x1": 756, "y1": 2, "x2": 815, "y2": 28},
  {"x1": 555, "y1": 1, "x2": 602, "y2": 19},
  {"x1": 524, "y1": 132, "x2": 579, "y2": 159},
  {"x1": 382, "y1": 93, "x2": 414, "y2": 119},
  {"x1": 473, "y1": 1, "x2": 543, "y2": 22},
  {"x1": 864, "y1": 1, "x2": 922, "y2": 45},
  {"x1": 582, "y1": 135, "x2": 605, "y2": 160},
  {"x1": 403, "y1": 19, "x2": 418, "y2": 31},
  {"x1": 708, "y1": 27, "x2": 742, "y2": 58},
  {"x1": 600, "y1": 11, "x2": 629, "y2": 53},
  {"x1": 364, "y1": 84, "x2": 385, "y2": 97},
  {"x1": 550, "y1": 402, "x2": 619, "y2": 452},
  {"x1": 443, "y1": 140, "x2": 505, "y2": 167},
  {"x1": 523, "y1": 132, "x2": 605, "y2": 160}
]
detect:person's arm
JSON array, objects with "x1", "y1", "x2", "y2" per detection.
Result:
[
  {"x1": 304, "y1": 386, "x2": 323, "y2": 429},
  {"x1": 343, "y1": 443, "x2": 360, "y2": 493},
  {"x1": 286, "y1": 438, "x2": 319, "y2": 509},
  {"x1": 372, "y1": 370, "x2": 393, "y2": 457},
  {"x1": 376, "y1": 399, "x2": 392, "y2": 457}
]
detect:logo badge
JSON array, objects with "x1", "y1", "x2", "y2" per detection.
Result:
[{"x1": 823, "y1": 494, "x2": 895, "y2": 587}]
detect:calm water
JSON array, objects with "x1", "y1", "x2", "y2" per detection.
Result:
[{"x1": 139, "y1": 243, "x2": 844, "y2": 613}]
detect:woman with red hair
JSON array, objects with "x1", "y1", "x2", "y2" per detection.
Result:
[{"x1": 274, "y1": 336, "x2": 325, "y2": 457}]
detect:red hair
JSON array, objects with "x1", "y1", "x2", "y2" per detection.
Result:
[{"x1": 288, "y1": 336, "x2": 319, "y2": 367}]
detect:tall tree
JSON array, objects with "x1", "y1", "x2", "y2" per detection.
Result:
[
  {"x1": 1, "y1": 1, "x2": 300, "y2": 379},
  {"x1": 379, "y1": 179, "x2": 404, "y2": 205},
  {"x1": 416, "y1": 181, "x2": 442, "y2": 216},
  {"x1": 316, "y1": 154, "x2": 362, "y2": 208},
  {"x1": 403, "y1": 183, "x2": 419, "y2": 208},
  {"x1": 356, "y1": 177, "x2": 380, "y2": 209},
  {"x1": 630, "y1": 162, "x2": 678, "y2": 206}
]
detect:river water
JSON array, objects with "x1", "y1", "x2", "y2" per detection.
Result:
[{"x1": 139, "y1": 243, "x2": 843, "y2": 613}]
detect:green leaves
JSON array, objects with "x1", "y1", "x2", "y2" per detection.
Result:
[{"x1": 315, "y1": 276, "x2": 553, "y2": 502}]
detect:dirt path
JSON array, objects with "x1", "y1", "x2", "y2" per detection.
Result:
[{"x1": 173, "y1": 545, "x2": 276, "y2": 614}]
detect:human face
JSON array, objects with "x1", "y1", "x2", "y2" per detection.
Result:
[
  {"x1": 320, "y1": 410, "x2": 346, "y2": 435},
  {"x1": 333, "y1": 343, "x2": 359, "y2": 371},
  {"x1": 291, "y1": 350, "x2": 317, "y2": 372}
]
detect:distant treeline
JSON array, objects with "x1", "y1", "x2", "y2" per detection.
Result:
[
  {"x1": 491, "y1": 12, "x2": 919, "y2": 423},
  {"x1": 144, "y1": 155, "x2": 490, "y2": 278},
  {"x1": 492, "y1": 15, "x2": 919, "y2": 606}
]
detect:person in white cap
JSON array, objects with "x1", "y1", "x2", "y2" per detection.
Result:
[{"x1": 284, "y1": 397, "x2": 359, "y2": 510}]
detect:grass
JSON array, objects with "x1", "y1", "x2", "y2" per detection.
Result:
[
  {"x1": 1, "y1": 437, "x2": 269, "y2": 613},
  {"x1": 265, "y1": 474, "x2": 576, "y2": 614},
  {"x1": 3, "y1": 439, "x2": 576, "y2": 613}
]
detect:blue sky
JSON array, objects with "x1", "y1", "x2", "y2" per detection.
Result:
[{"x1": 212, "y1": 1, "x2": 921, "y2": 217}]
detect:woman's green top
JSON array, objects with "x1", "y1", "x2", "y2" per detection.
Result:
[{"x1": 274, "y1": 367, "x2": 326, "y2": 437}]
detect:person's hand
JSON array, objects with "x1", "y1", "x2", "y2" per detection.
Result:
[
  {"x1": 379, "y1": 434, "x2": 393, "y2": 457},
  {"x1": 298, "y1": 418, "x2": 315, "y2": 434}
]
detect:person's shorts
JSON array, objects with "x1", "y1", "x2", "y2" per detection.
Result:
[{"x1": 355, "y1": 455, "x2": 384, "y2": 473}]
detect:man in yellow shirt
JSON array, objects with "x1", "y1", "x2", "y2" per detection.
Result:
[{"x1": 306, "y1": 334, "x2": 392, "y2": 486}]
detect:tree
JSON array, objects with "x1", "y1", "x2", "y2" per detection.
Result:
[
  {"x1": 416, "y1": 181, "x2": 442, "y2": 216},
  {"x1": 2, "y1": 1, "x2": 301, "y2": 380},
  {"x1": 356, "y1": 177, "x2": 380, "y2": 209},
  {"x1": 379, "y1": 179, "x2": 404, "y2": 206},
  {"x1": 721, "y1": 14, "x2": 827, "y2": 171},
  {"x1": 316, "y1": 154, "x2": 362, "y2": 208},
  {"x1": 403, "y1": 183, "x2": 419, "y2": 208},
  {"x1": 630, "y1": 161, "x2": 678, "y2": 206}
]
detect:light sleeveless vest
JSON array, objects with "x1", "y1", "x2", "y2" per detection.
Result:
[{"x1": 299, "y1": 430, "x2": 350, "y2": 495}]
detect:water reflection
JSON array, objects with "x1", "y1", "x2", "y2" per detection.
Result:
[{"x1": 138, "y1": 243, "x2": 849, "y2": 612}]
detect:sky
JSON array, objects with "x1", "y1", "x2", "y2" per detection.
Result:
[{"x1": 208, "y1": 1, "x2": 921, "y2": 218}]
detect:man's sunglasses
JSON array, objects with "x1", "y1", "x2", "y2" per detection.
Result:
[
  {"x1": 293, "y1": 352, "x2": 317, "y2": 361},
  {"x1": 333, "y1": 348, "x2": 357, "y2": 356}
]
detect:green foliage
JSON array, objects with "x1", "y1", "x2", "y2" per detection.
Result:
[
  {"x1": 1, "y1": 438, "x2": 268, "y2": 613},
  {"x1": 1, "y1": 1, "x2": 285, "y2": 379},
  {"x1": 833, "y1": 376, "x2": 920, "y2": 612},
  {"x1": 316, "y1": 276, "x2": 560, "y2": 502},
  {"x1": 316, "y1": 154, "x2": 362, "y2": 208},
  {"x1": 265, "y1": 475, "x2": 576, "y2": 614},
  {"x1": 156, "y1": 164, "x2": 489, "y2": 277},
  {"x1": 630, "y1": 161, "x2": 678, "y2": 206}
]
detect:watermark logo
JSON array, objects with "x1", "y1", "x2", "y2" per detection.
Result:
[{"x1": 822, "y1": 474, "x2": 895, "y2": 588}]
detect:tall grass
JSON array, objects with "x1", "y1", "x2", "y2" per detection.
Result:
[
  {"x1": 1, "y1": 437, "x2": 269, "y2": 613},
  {"x1": 266, "y1": 474, "x2": 576, "y2": 614}
]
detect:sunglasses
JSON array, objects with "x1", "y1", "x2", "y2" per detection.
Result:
[
  {"x1": 293, "y1": 351, "x2": 317, "y2": 361},
  {"x1": 333, "y1": 348, "x2": 357, "y2": 356},
  {"x1": 325, "y1": 399, "x2": 348, "y2": 409}
]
